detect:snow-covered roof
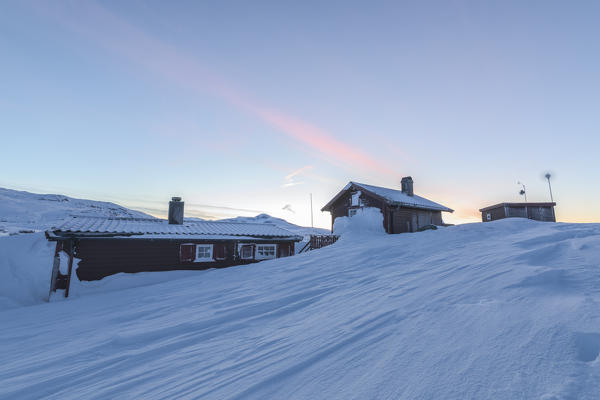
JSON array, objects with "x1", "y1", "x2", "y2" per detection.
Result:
[
  {"x1": 479, "y1": 202, "x2": 556, "y2": 212},
  {"x1": 322, "y1": 182, "x2": 453, "y2": 212},
  {"x1": 50, "y1": 216, "x2": 302, "y2": 240}
]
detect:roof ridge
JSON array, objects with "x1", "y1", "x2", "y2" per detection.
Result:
[{"x1": 65, "y1": 215, "x2": 279, "y2": 227}]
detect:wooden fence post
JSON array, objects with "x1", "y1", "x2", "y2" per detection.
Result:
[{"x1": 64, "y1": 240, "x2": 74, "y2": 298}]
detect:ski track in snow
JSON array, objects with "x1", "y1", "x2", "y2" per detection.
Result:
[{"x1": 1, "y1": 219, "x2": 600, "y2": 399}]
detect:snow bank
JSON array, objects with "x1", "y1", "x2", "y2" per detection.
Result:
[
  {"x1": 2, "y1": 219, "x2": 600, "y2": 399},
  {"x1": 333, "y1": 206, "x2": 386, "y2": 238},
  {"x1": 64, "y1": 269, "x2": 203, "y2": 300},
  {"x1": 0, "y1": 232, "x2": 54, "y2": 309}
]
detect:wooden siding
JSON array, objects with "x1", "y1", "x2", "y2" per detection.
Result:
[
  {"x1": 328, "y1": 185, "x2": 445, "y2": 234},
  {"x1": 73, "y1": 238, "x2": 295, "y2": 281},
  {"x1": 525, "y1": 206, "x2": 555, "y2": 222},
  {"x1": 482, "y1": 204, "x2": 555, "y2": 222},
  {"x1": 328, "y1": 188, "x2": 389, "y2": 233},
  {"x1": 391, "y1": 208, "x2": 442, "y2": 233},
  {"x1": 481, "y1": 206, "x2": 507, "y2": 222}
]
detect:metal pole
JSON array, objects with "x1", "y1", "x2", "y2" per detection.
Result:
[
  {"x1": 65, "y1": 239, "x2": 74, "y2": 298},
  {"x1": 546, "y1": 175, "x2": 554, "y2": 202},
  {"x1": 310, "y1": 193, "x2": 314, "y2": 231}
]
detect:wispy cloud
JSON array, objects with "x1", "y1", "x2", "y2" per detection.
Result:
[
  {"x1": 281, "y1": 165, "x2": 313, "y2": 188},
  {"x1": 33, "y1": 1, "x2": 399, "y2": 177}
]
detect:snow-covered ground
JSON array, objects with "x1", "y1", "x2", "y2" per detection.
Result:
[{"x1": 1, "y1": 218, "x2": 600, "y2": 399}]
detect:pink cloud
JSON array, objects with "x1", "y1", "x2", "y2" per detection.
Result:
[{"x1": 32, "y1": 1, "x2": 398, "y2": 176}]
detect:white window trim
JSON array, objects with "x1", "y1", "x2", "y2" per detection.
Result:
[
  {"x1": 195, "y1": 244, "x2": 214, "y2": 262},
  {"x1": 351, "y1": 191, "x2": 361, "y2": 206},
  {"x1": 348, "y1": 208, "x2": 359, "y2": 217},
  {"x1": 238, "y1": 243, "x2": 254, "y2": 260},
  {"x1": 486, "y1": 213, "x2": 492, "y2": 221},
  {"x1": 255, "y1": 244, "x2": 277, "y2": 260}
]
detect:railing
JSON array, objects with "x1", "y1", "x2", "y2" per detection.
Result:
[{"x1": 298, "y1": 234, "x2": 339, "y2": 253}]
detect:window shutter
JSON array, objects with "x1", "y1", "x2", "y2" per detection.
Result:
[
  {"x1": 180, "y1": 244, "x2": 196, "y2": 262},
  {"x1": 214, "y1": 244, "x2": 226, "y2": 260}
]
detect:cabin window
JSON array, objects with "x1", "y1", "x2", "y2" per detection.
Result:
[
  {"x1": 256, "y1": 244, "x2": 277, "y2": 260},
  {"x1": 348, "y1": 208, "x2": 358, "y2": 217},
  {"x1": 240, "y1": 244, "x2": 254, "y2": 260},
  {"x1": 351, "y1": 191, "x2": 362, "y2": 206},
  {"x1": 195, "y1": 244, "x2": 213, "y2": 262},
  {"x1": 486, "y1": 213, "x2": 492, "y2": 221}
]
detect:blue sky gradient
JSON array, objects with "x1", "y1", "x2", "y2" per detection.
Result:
[{"x1": 1, "y1": 1, "x2": 599, "y2": 227}]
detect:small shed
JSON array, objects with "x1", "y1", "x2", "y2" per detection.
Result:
[
  {"x1": 321, "y1": 177, "x2": 453, "y2": 234},
  {"x1": 479, "y1": 202, "x2": 556, "y2": 222}
]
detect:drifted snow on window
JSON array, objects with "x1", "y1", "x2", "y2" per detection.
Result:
[
  {"x1": 334, "y1": 207, "x2": 385, "y2": 238},
  {"x1": 351, "y1": 191, "x2": 362, "y2": 206}
]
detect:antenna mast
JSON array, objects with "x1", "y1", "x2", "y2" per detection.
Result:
[
  {"x1": 310, "y1": 193, "x2": 314, "y2": 231},
  {"x1": 517, "y1": 181, "x2": 527, "y2": 202},
  {"x1": 545, "y1": 173, "x2": 554, "y2": 202}
]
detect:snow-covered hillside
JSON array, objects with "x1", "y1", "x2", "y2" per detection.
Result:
[
  {"x1": 1, "y1": 219, "x2": 600, "y2": 399},
  {"x1": 0, "y1": 187, "x2": 153, "y2": 236},
  {"x1": 0, "y1": 187, "x2": 324, "y2": 239},
  {"x1": 218, "y1": 213, "x2": 329, "y2": 237}
]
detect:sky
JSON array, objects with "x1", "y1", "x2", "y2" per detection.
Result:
[{"x1": 1, "y1": 0, "x2": 599, "y2": 228}]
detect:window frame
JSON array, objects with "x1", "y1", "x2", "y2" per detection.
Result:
[
  {"x1": 239, "y1": 244, "x2": 254, "y2": 260},
  {"x1": 194, "y1": 244, "x2": 214, "y2": 262},
  {"x1": 255, "y1": 244, "x2": 277, "y2": 260},
  {"x1": 348, "y1": 208, "x2": 359, "y2": 217},
  {"x1": 351, "y1": 191, "x2": 361, "y2": 206},
  {"x1": 486, "y1": 213, "x2": 492, "y2": 221}
]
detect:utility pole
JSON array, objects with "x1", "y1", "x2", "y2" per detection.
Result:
[
  {"x1": 310, "y1": 193, "x2": 314, "y2": 232},
  {"x1": 545, "y1": 173, "x2": 554, "y2": 202}
]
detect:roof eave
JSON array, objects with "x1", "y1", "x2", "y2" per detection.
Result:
[
  {"x1": 47, "y1": 230, "x2": 303, "y2": 242},
  {"x1": 390, "y1": 202, "x2": 454, "y2": 213}
]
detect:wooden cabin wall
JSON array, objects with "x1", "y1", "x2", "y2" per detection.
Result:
[
  {"x1": 328, "y1": 188, "x2": 389, "y2": 233},
  {"x1": 526, "y1": 206, "x2": 556, "y2": 222},
  {"x1": 328, "y1": 187, "x2": 446, "y2": 234},
  {"x1": 506, "y1": 206, "x2": 527, "y2": 218},
  {"x1": 391, "y1": 208, "x2": 414, "y2": 233},
  {"x1": 481, "y1": 206, "x2": 507, "y2": 222},
  {"x1": 390, "y1": 208, "x2": 443, "y2": 233},
  {"x1": 74, "y1": 239, "x2": 295, "y2": 281},
  {"x1": 482, "y1": 205, "x2": 555, "y2": 222},
  {"x1": 431, "y1": 211, "x2": 443, "y2": 225}
]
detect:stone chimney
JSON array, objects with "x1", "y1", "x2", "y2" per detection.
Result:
[
  {"x1": 168, "y1": 197, "x2": 184, "y2": 225},
  {"x1": 401, "y1": 176, "x2": 414, "y2": 196}
]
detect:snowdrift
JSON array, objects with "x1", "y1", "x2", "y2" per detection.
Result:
[
  {"x1": 333, "y1": 206, "x2": 386, "y2": 238},
  {"x1": 1, "y1": 219, "x2": 600, "y2": 399},
  {"x1": 0, "y1": 232, "x2": 54, "y2": 309}
]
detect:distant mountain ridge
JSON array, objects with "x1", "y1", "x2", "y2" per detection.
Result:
[
  {"x1": 0, "y1": 187, "x2": 153, "y2": 235},
  {"x1": 0, "y1": 187, "x2": 326, "y2": 237},
  {"x1": 217, "y1": 213, "x2": 329, "y2": 238}
]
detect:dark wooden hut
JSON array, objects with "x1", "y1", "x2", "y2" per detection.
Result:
[
  {"x1": 321, "y1": 177, "x2": 453, "y2": 234},
  {"x1": 46, "y1": 198, "x2": 302, "y2": 296},
  {"x1": 479, "y1": 202, "x2": 556, "y2": 222}
]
